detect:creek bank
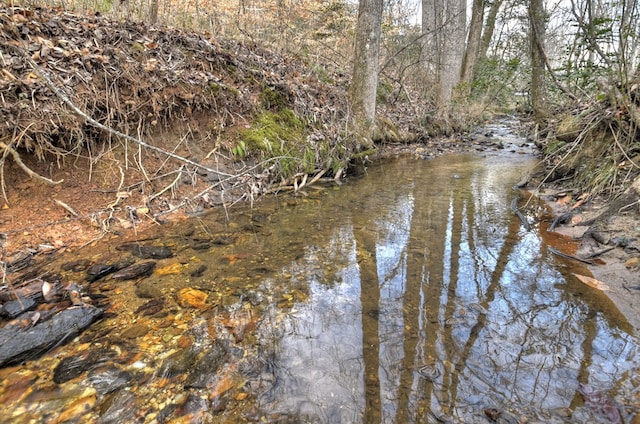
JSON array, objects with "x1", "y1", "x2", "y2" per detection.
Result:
[{"x1": 534, "y1": 187, "x2": 640, "y2": 331}]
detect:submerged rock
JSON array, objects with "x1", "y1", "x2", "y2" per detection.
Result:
[
  {"x1": 99, "y1": 390, "x2": 138, "y2": 424},
  {"x1": 184, "y1": 341, "x2": 229, "y2": 389},
  {"x1": 0, "y1": 297, "x2": 36, "y2": 318},
  {"x1": 112, "y1": 261, "x2": 156, "y2": 280},
  {"x1": 88, "y1": 365, "x2": 133, "y2": 395},
  {"x1": 116, "y1": 243, "x2": 174, "y2": 259},
  {"x1": 0, "y1": 305, "x2": 103, "y2": 367}
]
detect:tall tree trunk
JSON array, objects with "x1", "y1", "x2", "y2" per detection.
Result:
[
  {"x1": 421, "y1": 0, "x2": 438, "y2": 77},
  {"x1": 460, "y1": 0, "x2": 485, "y2": 90},
  {"x1": 479, "y1": 0, "x2": 503, "y2": 61},
  {"x1": 529, "y1": 0, "x2": 548, "y2": 122},
  {"x1": 350, "y1": 0, "x2": 384, "y2": 145},
  {"x1": 436, "y1": 0, "x2": 466, "y2": 114}
]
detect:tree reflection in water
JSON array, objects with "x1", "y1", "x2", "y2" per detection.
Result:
[{"x1": 257, "y1": 154, "x2": 639, "y2": 423}]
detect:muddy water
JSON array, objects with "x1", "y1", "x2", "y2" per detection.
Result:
[{"x1": 2, "y1": 127, "x2": 640, "y2": 423}]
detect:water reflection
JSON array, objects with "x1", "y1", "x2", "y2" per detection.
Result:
[
  {"x1": 2, "y1": 140, "x2": 638, "y2": 423},
  {"x1": 254, "y1": 154, "x2": 639, "y2": 423}
]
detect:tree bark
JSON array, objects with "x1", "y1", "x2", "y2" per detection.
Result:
[
  {"x1": 529, "y1": 0, "x2": 548, "y2": 122},
  {"x1": 436, "y1": 0, "x2": 466, "y2": 114},
  {"x1": 460, "y1": 0, "x2": 485, "y2": 90},
  {"x1": 479, "y1": 0, "x2": 503, "y2": 61},
  {"x1": 421, "y1": 0, "x2": 438, "y2": 77},
  {"x1": 350, "y1": 0, "x2": 384, "y2": 144}
]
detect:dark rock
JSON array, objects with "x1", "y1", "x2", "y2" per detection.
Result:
[
  {"x1": 88, "y1": 365, "x2": 132, "y2": 395},
  {"x1": 0, "y1": 279, "x2": 45, "y2": 302},
  {"x1": 53, "y1": 355, "x2": 89, "y2": 383},
  {"x1": 0, "y1": 297, "x2": 36, "y2": 318},
  {"x1": 212, "y1": 235, "x2": 236, "y2": 245},
  {"x1": 61, "y1": 259, "x2": 91, "y2": 272},
  {"x1": 156, "y1": 403, "x2": 179, "y2": 423},
  {"x1": 180, "y1": 394, "x2": 209, "y2": 416},
  {"x1": 184, "y1": 340, "x2": 228, "y2": 389},
  {"x1": 112, "y1": 261, "x2": 156, "y2": 280},
  {"x1": 189, "y1": 239, "x2": 213, "y2": 250},
  {"x1": 87, "y1": 264, "x2": 116, "y2": 282},
  {"x1": 6, "y1": 251, "x2": 34, "y2": 273},
  {"x1": 0, "y1": 305, "x2": 103, "y2": 367},
  {"x1": 134, "y1": 298, "x2": 165, "y2": 316},
  {"x1": 99, "y1": 390, "x2": 137, "y2": 424},
  {"x1": 117, "y1": 243, "x2": 174, "y2": 259},
  {"x1": 189, "y1": 265, "x2": 207, "y2": 278},
  {"x1": 161, "y1": 348, "x2": 198, "y2": 378}
]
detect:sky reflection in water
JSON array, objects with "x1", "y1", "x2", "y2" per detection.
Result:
[{"x1": 256, "y1": 154, "x2": 639, "y2": 423}]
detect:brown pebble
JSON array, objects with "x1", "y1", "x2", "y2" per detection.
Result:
[
  {"x1": 121, "y1": 324, "x2": 149, "y2": 339},
  {"x1": 625, "y1": 257, "x2": 640, "y2": 268},
  {"x1": 177, "y1": 335, "x2": 193, "y2": 348}
]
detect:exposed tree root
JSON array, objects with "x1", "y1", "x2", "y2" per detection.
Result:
[
  {"x1": 12, "y1": 44, "x2": 236, "y2": 180},
  {"x1": 0, "y1": 141, "x2": 64, "y2": 187}
]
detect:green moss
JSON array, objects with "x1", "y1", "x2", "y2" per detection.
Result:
[
  {"x1": 236, "y1": 109, "x2": 316, "y2": 178},
  {"x1": 260, "y1": 86, "x2": 288, "y2": 111},
  {"x1": 543, "y1": 139, "x2": 567, "y2": 155}
]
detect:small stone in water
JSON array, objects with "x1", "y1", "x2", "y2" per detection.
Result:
[
  {"x1": 121, "y1": 323, "x2": 150, "y2": 339},
  {"x1": 117, "y1": 243, "x2": 174, "y2": 259},
  {"x1": 87, "y1": 264, "x2": 116, "y2": 282},
  {"x1": 177, "y1": 288, "x2": 208, "y2": 309},
  {"x1": 135, "y1": 281, "x2": 163, "y2": 299},
  {"x1": 112, "y1": 261, "x2": 156, "y2": 280},
  {"x1": 0, "y1": 297, "x2": 36, "y2": 318},
  {"x1": 88, "y1": 365, "x2": 132, "y2": 395},
  {"x1": 99, "y1": 390, "x2": 137, "y2": 424},
  {"x1": 53, "y1": 355, "x2": 90, "y2": 384},
  {"x1": 190, "y1": 265, "x2": 207, "y2": 277}
]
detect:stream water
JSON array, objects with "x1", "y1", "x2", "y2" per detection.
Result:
[{"x1": 1, "y1": 123, "x2": 640, "y2": 423}]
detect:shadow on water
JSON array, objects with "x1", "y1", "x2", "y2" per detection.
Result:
[{"x1": 2, "y1": 123, "x2": 639, "y2": 423}]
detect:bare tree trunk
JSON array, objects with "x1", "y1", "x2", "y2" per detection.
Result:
[
  {"x1": 479, "y1": 0, "x2": 503, "y2": 61},
  {"x1": 149, "y1": 0, "x2": 159, "y2": 24},
  {"x1": 350, "y1": 0, "x2": 384, "y2": 144},
  {"x1": 529, "y1": 0, "x2": 548, "y2": 122},
  {"x1": 460, "y1": 0, "x2": 485, "y2": 90},
  {"x1": 436, "y1": 0, "x2": 466, "y2": 114},
  {"x1": 421, "y1": 0, "x2": 438, "y2": 77}
]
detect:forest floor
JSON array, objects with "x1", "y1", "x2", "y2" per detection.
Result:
[{"x1": 1, "y1": 5, "x2": 639, "y2": 330}]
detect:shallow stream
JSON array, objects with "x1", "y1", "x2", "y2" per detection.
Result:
[{"x1": 1, "y1": 123, "x2": 640, "y2": 423}]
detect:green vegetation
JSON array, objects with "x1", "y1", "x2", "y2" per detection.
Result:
[{"x1": 235, "y1": 109, "x2": 312, "y2": 178}]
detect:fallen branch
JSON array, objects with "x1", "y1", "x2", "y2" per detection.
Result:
[{"x1": 548, "y1": 247, "x2": 594, "y2": 265}]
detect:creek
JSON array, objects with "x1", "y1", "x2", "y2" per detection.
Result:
[{"x1": 1, "y1": 122, "x2": 639, "y2": 423}]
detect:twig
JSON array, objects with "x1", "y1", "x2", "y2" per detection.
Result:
[
  {"x1": 584, "y1": 246, "x2": 615, "y2": 260},
  {"x1": 148, "y1": 165, "x2": 184, "y2": 202},
  {"x1": 548, "y1": 247, "x2": 594, "y2": 265},
  {"x1": 54, "y1": 199, "x2": 79, "y2": 217}
]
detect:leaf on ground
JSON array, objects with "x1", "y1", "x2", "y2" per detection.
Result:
[{"x1": 572, "y1": 273, "x2": 610, "y2": 291}]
